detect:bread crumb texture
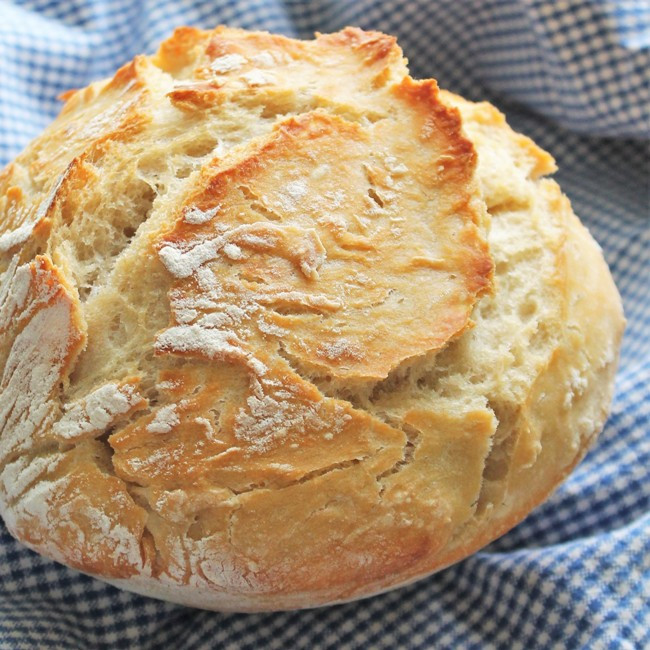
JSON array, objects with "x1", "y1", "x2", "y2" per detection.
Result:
[{"x1": 0, "y1": 27, "x2": 624, "y2": 611}]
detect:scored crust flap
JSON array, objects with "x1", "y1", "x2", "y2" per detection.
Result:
[{"x1": 155, "y1": 107, "x2": 491, "y2": 384}]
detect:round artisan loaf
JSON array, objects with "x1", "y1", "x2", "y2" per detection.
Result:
[{"x1": 0, "y1": 27, "x2": 624, "y2": 611}]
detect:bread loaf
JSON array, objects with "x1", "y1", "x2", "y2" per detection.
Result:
[{"x1": 0, "y1": 26, "x2": 624, "y2": 611}]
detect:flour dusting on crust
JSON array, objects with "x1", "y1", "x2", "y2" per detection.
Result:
[
  {"x1": 147, "y1": 404, "x2": 181, "y2": 434},
  {"x1": 53, "y1": 382, "x2": 145, "y2": 442},
  {"x1": 0, "y1": 258, "x2": 85, "y2": 466}
]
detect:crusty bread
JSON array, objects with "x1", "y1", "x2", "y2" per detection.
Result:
[{"x1": 0, "y1": 27, "x2": 624, "y2": 611}]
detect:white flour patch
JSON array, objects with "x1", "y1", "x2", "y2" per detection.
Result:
[
  {"x1": 0, "y1": 453, "x2": 65, "y2": 504},
  {"x1": 147, "y1": 404, "x2": 181, "y2": 434},
  {"x1": 0, "y1": 295, "x2": 76, "y2": 466},
  {"x1": 159, "y1": 238, "x2": 220, "y2": 279},
  {"x1": 53, "y1": 382, "x2": 142, "y2": 441},
  {"x1": 156, "y1": 323, "x2": 244, "y2": 360},
  {"x1": 210, "y1": 53, "x2": 247, "y2": 73},
  {"x1": 250, "y1": 51, "x2": 276, "y2": 67},
  {"x1": 317, "y1": 339, "x2": 364, "y2": 361},
  {"x1": 184, "y1": 205, "x2": 220, "y2": 225},
  {"x1": 241, "y1": 70, "x2": 271, "y2": 86},
  {"x1": 0, "y1": 223, "x2": 33, "y2": 253},
  {"x1": 223, "y1": 243, "x2": 244, "y2": 260}
]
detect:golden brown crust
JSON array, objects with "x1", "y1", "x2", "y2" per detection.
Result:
[
  {"x1": 155, "y1": 108, "x2": 489, "y2": 382},
  {"x1": 0, "y1": 27, "x2": 624, "y2": 611}
]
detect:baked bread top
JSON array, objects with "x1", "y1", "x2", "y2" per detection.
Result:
[{"x1": 0, "y1": 27, "x2": 624, "y2": 611}]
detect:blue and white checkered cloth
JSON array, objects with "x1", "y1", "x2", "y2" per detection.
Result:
[{"x1": 1, "y1": 1, "x2": 648, "y2": 648}]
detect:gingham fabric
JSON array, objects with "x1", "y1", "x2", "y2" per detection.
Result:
[{"x1": 0, "y1": 0, "x2": 648, "y2": 648}]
